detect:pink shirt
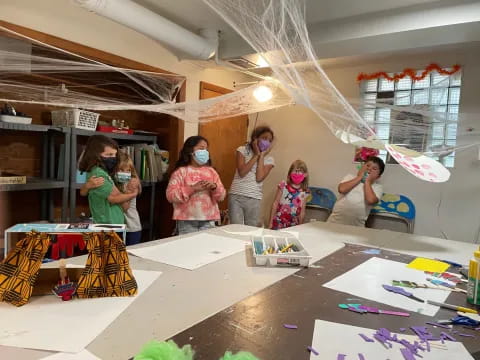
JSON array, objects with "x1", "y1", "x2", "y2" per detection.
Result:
[{"x1": 166, "y1": 165, "x2": 226, "y2": 221}]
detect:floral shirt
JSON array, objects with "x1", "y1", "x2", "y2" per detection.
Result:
[
  {"x1": 271, "y1": 181, "x2": 308, "y2": 230},
  {"x1": 166, "y1": 165, "x2": 226, "y2": 221}
]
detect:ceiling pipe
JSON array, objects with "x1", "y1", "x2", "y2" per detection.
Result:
[{"x1": 74, "y1": 0, "x2": 217, "y2": 60}]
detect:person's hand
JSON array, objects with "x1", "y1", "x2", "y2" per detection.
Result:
[
  {"x1": 262, "y1": 139, "x2": 274, "y2": 156},
  {"x1": 204, "y1": 181, "x2": 217, "y2": 191},
  {"x1": 127, "y1": 177, "x2": 140, "y2": 193},
  {"x1": 365, "y1": 168, "x2": 380, "y2": 184},
  {"x1": 251, "y1": 139, "x2": 260, "y2": 156},
  {"x1": 191, "y1": 181, "x2": 209, "y2": 192},
  {"x1": 357, "y1": 164, "x2": 367, "y2": 179},
  {"x1": 86, "y1": 176, "x2": 104, "y2": 189}
]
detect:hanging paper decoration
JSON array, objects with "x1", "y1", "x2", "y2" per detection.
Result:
[
  {"x1": 385, "y1": 145, "x2": 450, "y2": 182},
  {"x1": 357, "y1": 63, "x2": 461, "y2": 82}
]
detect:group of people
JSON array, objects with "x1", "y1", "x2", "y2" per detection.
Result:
[{"x1": 80, "y1": 125, "x2": 385, "y2": 242}]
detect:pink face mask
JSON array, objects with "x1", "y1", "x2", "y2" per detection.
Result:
[{"x1": 290, "y1": 173, "x2": 305, "y2": 184}]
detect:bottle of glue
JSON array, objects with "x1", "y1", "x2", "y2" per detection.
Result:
[{"x1": 467, "y1": 249, "x2": 480, "y2": 305}]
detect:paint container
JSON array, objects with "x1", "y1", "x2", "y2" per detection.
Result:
[{"x1": 467, "y1": 250, "x2": 480, "y2": 305}]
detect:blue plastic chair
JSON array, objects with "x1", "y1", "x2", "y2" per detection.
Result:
[
  {"x1": 369, "y1": 193, "x2": 416, "y2": 233},
  {"x1": 306, "y1": 187, "x2": 337, "y2": 214}
]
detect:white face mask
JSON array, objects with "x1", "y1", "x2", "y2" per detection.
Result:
[{"x1": 116, "y1": 171, "x2": 131, "y2": 183}]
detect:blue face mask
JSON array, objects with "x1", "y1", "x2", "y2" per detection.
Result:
[
  {"x1": 116, "y1": 171, "x2": 131, "y2": 183},
  {"x1": 193, "y1": 149, "x2": 209, "y2": 165}
]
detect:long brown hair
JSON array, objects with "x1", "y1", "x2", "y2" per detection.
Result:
[
  {"x1": 78, "y1": 135, "x2": 119, "y2": 173},
  {"x1": 249, "y1": 125, "x2": 274, "y2": 149},
  {"x1": 173, "y1": 136, "x2": 211, "y2": 170},
  {"x1": 287, "y1": 159, "x2": 309, "y2": 191}
]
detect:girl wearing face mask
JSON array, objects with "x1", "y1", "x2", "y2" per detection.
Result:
[
  {"x1": 166, "y1": 136, "x2": 226, "y2": 235},
  {"x1": 268, "y1": 160, "x2": 309, "y2": 230},
  {"x1": 115, "y1": 151, "x2": 143, "y2": 245},
  {"x1": 79, "y1": 135, "x2": 138, "y2": 225},
  {"x1": 229, "y1": 125, "x2": 275, "y2": 227}
]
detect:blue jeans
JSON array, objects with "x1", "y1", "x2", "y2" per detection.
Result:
[
  {"x1": 177, "y1": 220, "x2": 216, "y2": 235},
  {"x1": 126, "y1": 231, "x2": 142, "y2": 246}
]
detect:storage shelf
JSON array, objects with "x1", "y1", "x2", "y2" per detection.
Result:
[
  {"x1": 0, "y1": 122, "x2": 66, "y2": 133},
  {"x1": 0, "y1": 177, "x2": 67, "y2": 192},
  {"x1": 72, "y1": 128, "x2": 157, "y2": 142}
]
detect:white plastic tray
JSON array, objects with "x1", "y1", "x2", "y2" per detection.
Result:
[
  {"x1": 251, "y1": 234, "x2": 311, "y2": 267},
  {"x1": 0, "y1": 114, "x2": 32, "y2": 124}
]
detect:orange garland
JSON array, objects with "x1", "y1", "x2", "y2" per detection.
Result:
[{"x1": 357, "y1": 63, "x2": 461, "y2": 82}]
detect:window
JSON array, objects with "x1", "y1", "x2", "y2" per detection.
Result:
[{"x1": 360, "y1": 70, "x2": 462, "y2": 167}]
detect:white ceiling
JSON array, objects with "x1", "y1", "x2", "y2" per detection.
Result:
[{"x1": 133, "y1": 0, "x2": 480, "y2": 63}]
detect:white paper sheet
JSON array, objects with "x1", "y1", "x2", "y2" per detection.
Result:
[
  {"x1": 310, "y1": 320, "x2": 473, "y2": 360},
  {"x1": 41, "y1": 349, "x2": 100, "y2": 360},
  {"x1": 128, "y1": 233, "x2": 247, "y2": 270},
  {"x1": 323, "y1": 257, "x2": 451, "y2": 316},
  {"x1": 0, "y1": 270, "x2": 161, "y2": 353}
]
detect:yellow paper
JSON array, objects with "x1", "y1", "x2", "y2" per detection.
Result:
[{"x1": 407, "y1": 257, "x2": 450, "y2": 273}]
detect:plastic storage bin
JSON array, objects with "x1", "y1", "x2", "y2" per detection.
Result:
[
  {"x1": 251, "y1": 234, "x2": 311, "y2": 267},
  {"x1": 51, "y1": 108, "x2": 99, "y2": 131}
]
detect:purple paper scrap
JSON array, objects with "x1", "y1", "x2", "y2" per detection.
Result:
[
  {"x1": 337, "y1": 354, "x2": 346, "y2": 360},
  {"x1": 307, "y1": 346, "x2": 319, "y2": 355},
  {"x1": 283, "y1": 324, "x2": 298, "y2": 329},
  {"x1": 359, "y1": 333, "x2": 374, "y2": 342}
]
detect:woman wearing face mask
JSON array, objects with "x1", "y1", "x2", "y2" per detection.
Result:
[
  {"x1": 166, "y1": 136, "x2": 226, "y2": 235},
  {"x1": 229, "y1": 125, "x2": 275, "y2": 226},
  {"x1": 79, "y1": 135, "x2": 138, "y2": 225}
]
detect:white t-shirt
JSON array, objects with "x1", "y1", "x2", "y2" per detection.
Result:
[
  {"x1": 125, "y1": 198, "x2": 142, "y2": 232},
  {"x1": 327, "y1": 174, "x2": 383, "y2": 227},
  {"x1": 229, "y1": 145, "x2": 275, "y2": 200}
]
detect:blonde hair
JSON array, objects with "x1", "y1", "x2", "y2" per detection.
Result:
[
  {"x1": 287, "y1": 159, "x2": 309, "y2": 191},
  {"x1": 117, "y1": 151, "x2": 141, "y2": 193}
]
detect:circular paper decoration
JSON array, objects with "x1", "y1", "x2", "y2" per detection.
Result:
[{"x1": 385, "y1": 144, "x2": 450, "y2": 182}]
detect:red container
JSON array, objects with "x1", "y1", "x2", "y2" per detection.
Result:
[{"x1": 97, "y1": 125, "x2": 134, "y2": 135}]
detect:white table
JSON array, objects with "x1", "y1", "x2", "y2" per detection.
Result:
[{"x1": 1, "y1": 222, "x2": 477, "y2": 360}]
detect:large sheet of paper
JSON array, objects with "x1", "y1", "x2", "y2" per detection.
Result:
[
  {"x1": 310, "y1": 320, "x2": 473, "y2": 360},
  {"x1": 128, "y1": 233, "x2": 247, "y2": 270},
  {"x1": 0, "y1": 270, "x2": 161, "y2": 353},
  {"x1": 323, "y1": 257, "x2": 451, "y2": 316},
  {"x1": 41, "y1": 349, "x2": 100, "y2": 360}
]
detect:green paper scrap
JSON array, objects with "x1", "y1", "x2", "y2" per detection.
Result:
[{"x1": 135, "y1": 340, "x2": 260, "y2": 360}]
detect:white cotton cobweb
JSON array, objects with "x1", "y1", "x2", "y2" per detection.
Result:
[{"x1": 201, "y1": 0, "x2": 480, "y2": 181}]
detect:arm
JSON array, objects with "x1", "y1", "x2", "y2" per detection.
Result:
[
  {"x1": 80, "y1": 176, "x2": 104, "y2": 196},
  {"x1": 210, "y1": 170, "x2": 226, "y2": 202},
  {"x1": 236, "y1": 148, "x2": 259, "y2": 178},
  {"x1": 363, "y1": 181, "x2": 380, "y2": 205},
  {"x1": 107, "y1": 185, "x2": 137, "y2": 204},
  {"x1": 299, "y1": 195, "x2": 308, "y2": 224},
  {"x1": 364, "y1": 169, "x2": 381, "y2": 205},
  {"x1": 121, "y1": 201, "x2": 131, "y2": 211},
  {"x1": 338, "y1": 176, "x2": 362, "y2": 194},
  {"x1": 338, "y1": 165, "x2": 366, "y2": 194},
  {"x1": 268, "y1": 187, "x2": 283, "y2": 228},
  {"x1": 255, "y1": 153, "x2": 274, "y2": 182}
]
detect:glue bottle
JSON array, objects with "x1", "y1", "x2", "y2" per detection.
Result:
[{"x1": 467, "y1": 250, "x2": 480, "y2": 305}]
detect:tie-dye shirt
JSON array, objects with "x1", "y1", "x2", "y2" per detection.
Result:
[{"x1": 166, "y1": 165, "x2": 226, "y2": 220}]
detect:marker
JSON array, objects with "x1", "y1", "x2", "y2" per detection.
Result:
[
  {"x1": 426, "y1": 300, "x2": 478, "y2": 314},
  {"x1": 435, "y1": 259, "x2": 464, "y2": 267}
]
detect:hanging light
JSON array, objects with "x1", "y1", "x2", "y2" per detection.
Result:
[{"x1": 253, "y1": 85, "x2": 273, "y2": 102}]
